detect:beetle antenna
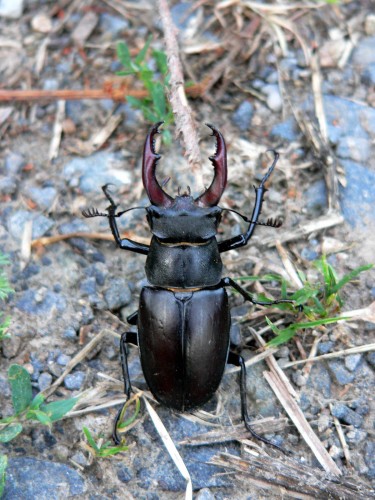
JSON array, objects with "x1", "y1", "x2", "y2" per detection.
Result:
[
  {"x1": 82, "y1": 207, "x2": 108, "y2": 218},
  {"x1": 221, "y1": 209, "x2": 282, "y2": 228},
  {"x1": 82, "y1": 206, "x2": 146, "y2": 219}
]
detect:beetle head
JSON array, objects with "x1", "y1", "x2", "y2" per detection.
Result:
[
  {"x1": 142, "y1": 122, "x2": 227, "y2": 208},
  {"x1": 142, "y1": 123, "x2": 227, "y2": 242}
]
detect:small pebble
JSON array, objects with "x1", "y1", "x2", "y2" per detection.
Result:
[
  {"x1": 104, "y1": 278, "x2": 132, "y2": 310},
  {"x1": 31, "y1": 13, "x2": 52, "y2": 33},
  {"x1": 56, "y1": 354, "x2": 71, "y2": 366},
  {"x1": 26, "y1": 187, "x2": 57, "y2": 211},
  {"x1": 232, "y1": 101, "x2": 254, "y2": 132},
  {"x1": 195, "y1": 488, "x2": 215, "y2": 500},
  {"x1": 365, "y1": 14, "x2": 375, "y2": 36},
  {"x1": 327, "y1": 360, "x2": 355, "y2": 385},
  {"x1": 63, "y1": 327, "x2": 77, "y2": 341},
  {"x1": 331, "y1": 403, "x2": 363, "y2": 428},
  {"x1": 38, "y1": 372, "x2": 53, "y2": 391},
  {"x1": 292, "y1": 371, "x2": 307, "y2": 387},
  {"x1": 116, "y1": 465, "x2": 133, "y2": 483},
  {"x1": 0, "y1": 176, "x2": 18, "y2": 195},
  {"x1": 263, "y1": 84, "x2": 282, "y2": 111},
  {"x1": 346, "y1": 429, "x2": 367, "y2": 443},
  {"x1": 64, "y1": 371, "x2": 85, "y2": 391},
  {"x1": 329, "y1": 444, "x2": 343, "y2": 460},
  {"x1": 344, "y1": 354, "x2": 362, "y2": 372}
]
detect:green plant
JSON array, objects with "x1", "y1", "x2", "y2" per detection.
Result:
[
  {"x1": 82, "y1": 427, "x2": 129, "y2": 458},
  {"x1": 0, "y1": 364, "x2": 78, "y2": 443},
  {"x1": 235, "y1": 256, "x2": 373, "y2": 347},
  {"x1": 0, "y1": 454, "x2": 6, "y2": 497},
  {"x1": 83, "y1": 395, "x2": 140, "y2": 458},
  {"x1": 116, "y1": 36, "x2": 173, "y2": 143},
  {"x1": 0, "y1": 253, "x2": 13, "y2": 342}
]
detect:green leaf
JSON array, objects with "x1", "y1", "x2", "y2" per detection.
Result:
[
  {"x1": 316, "y1": 255, "x2": 337, "y2": 295},
  {"x1": 41, "y1": 397, "x2": 78, "y2": 422},
  {"x1": 83, "y1": 427, "x2": 100, "y2": 453},
  {"x1": 152, "y1": 49, "x2": 168, "y2": 75},
  {"x1": 0, "y1": 454, "x2": 7, "y2": 497},
  {"x1": 141, "y1": 106, "x2": 159, "y2": 123},
  {"x1": 0, "y1": 423, "x2": 23, "y2": 443},
  {"x1": 126, "y1": 95, "x2": 144, "y2": 109},
  {"x1": 331, "y1": 264, "x2": 373, "y2": 294},
  {"x1": 139, "y1": 68, "x2": 154, "y2": 88},
  {"x1": 99, "y1": 445, "x2": 129, "y2": 457},
  {"x1": 0, "y1": 316, "x2": 11, "y2": 340},
  {"x1": 27, "y1": 410, "x2": 52, "y2": 426},
  {"x1": 118, "y1": 398, "x2": 141, "y2": 430},
  {"x1": 135, "y1": 35, "x2": 153, "y2": 65},
  {"x1": 116, "y1": 41, "x2": 132, "y2": 69},
  {"x1": 8, "y1": 365, "x2": 32, "y2": 414},
  {"x1": 29, "y1": 392, "x2": 45, "y2": 410},
  {"x1": 150, "y1": 82, "x2": 166, "y2": 117},
  {"x1": 267, "y1": 328, "x2": 299, "y2": 346},
  {"x1": 116, "y1": 69, "x2": 137, "y2": 76}
]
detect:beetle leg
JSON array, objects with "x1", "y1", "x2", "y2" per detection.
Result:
[
  {"x1": 218, "y1": 151, "x2": 279, "y2": 253},
  {"x1": 113, "y1": 331, "x2": 138, "y2": 444},
  {"x1": 126, "y1": 311, "x2": 138, "y2": 326},
  {"x1": 227, "y1": 351, "x2": 287, "y2": 453},
  {"x1": 99, "y1": 185, "x2": 150, "y2": 255},
  {"x1": 222, "y1": 277, "x2": 296, "y2": 308}
]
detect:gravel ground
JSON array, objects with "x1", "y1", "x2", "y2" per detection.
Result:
[{"x1": 0, "y1": 1, "x2": 375, "y2": 498}]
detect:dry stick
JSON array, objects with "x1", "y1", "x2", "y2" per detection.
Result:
[
  {"x1": 329, "y1": 403, "x2": 352, "y2": 468},
  {"x1": 275, "y1": 240, "x2": 304, "y2": 289},
  {"x1": 252, "y1": 330, "x2": 341, "y2": 476},
  {"x1": 264, "y1": 371, "x2": 341, "y2": 476},
  {"x1": 261, "y1": 211, "x2": 344, "y2": 247},
  {"x1": 157, "y1": 0, "x2": 202, "y2": 183},
  {"x1": 294, "y1": 53, "x2": 341, "y2": 213},
  {"x1": 41, "y1": 329, "x2": 109, "y2": 399},
  {"x1": 179, "y1": 417, "x2": 288, "y2": 446},
  {"x1": 31, "y1": 231, "x2": 150, "y2": 248},
  {"x1": 283, "y1": 343, "x2": 375, "y2": 368},
  {"x1": 210, "y1": 452, "x2": 371, "y2": 499},
  {"x1": 0, "y1": 82, "x2": 206, "y2": 103},
  {"x1": 49, "y1": 99, "x2": 65, "y2": 160}
]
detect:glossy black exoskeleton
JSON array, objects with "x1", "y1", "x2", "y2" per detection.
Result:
[{"x1": 83, "y1": 122, "x2": 295, "y2": 449}]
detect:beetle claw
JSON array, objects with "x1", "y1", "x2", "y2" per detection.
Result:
[
  {"x1": 143, "y1": 123, "x2": 173, "y2": 207},
  {"x1": 195, "y1": 124, "x2": 227, "y2": 207}
]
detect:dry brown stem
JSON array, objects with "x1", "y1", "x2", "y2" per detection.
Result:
[
  {"x1": 210, "y1": 452, "x2": 372, "y2": 498},
  {"x1": 0, "y1": 80, "x2": 206, "y2": 102},
  {"x1": 157, "y1": 0, "x2": 202, "y2": 176}
]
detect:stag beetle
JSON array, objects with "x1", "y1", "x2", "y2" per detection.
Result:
[{"x1": 83, "y1": 122, "x2": 296, "y2": 449}]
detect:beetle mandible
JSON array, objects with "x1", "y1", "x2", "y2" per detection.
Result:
[{"x1": 83, "y1": 122, "x2": 295, "y2": 449}]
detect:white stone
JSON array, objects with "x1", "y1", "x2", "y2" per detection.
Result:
[{"x1": 0, "y1": 0, "x2": 24, "y2": 18}]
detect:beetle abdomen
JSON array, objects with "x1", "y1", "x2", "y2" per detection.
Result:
[{"x1": 138, "y1": 286, "x2": 231, "y2": 411}]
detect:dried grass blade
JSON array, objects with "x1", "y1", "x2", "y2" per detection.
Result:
[
  {"x1": 49, "y1": 99, "x2": 65, "y2": 160},
  {"x1": 284, "y1": 343, "x2": 375, "y2": 368},
  {"x1": 143, "y1": 397, "x2": 193, "y2": 500},
  {"x1": 264, "y1": 371, "x2": 341, "y2": 475}
]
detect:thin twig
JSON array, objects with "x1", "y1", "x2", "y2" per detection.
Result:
[
  {"x1": 329, "y1": 403, "x2": 352, "y2": 469},
  {"x1": 157, "y1": 0, "x2": 202, "y2": 182},
  {"x1": 49, "y1": 100, "x2": 65, "y2": 160},
  {"x1": 31, "y1": 231, "x2": 150, "y2": 248},
  {"x1": 283, "y1": 343, "x2": 375, "y2": 368},
  {"x1": 210, "y1": 452, "x2": 371, "y2": 498},
  {"x1": 260, "y1": 212, "x2": 344, "y2": 247},
  {"x1": 0, "y1": 81, "x2": 207, "y2": 102}
]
